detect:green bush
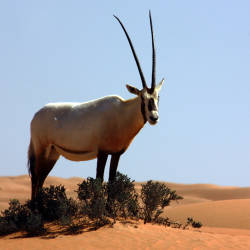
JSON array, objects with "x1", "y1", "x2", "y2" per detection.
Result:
[
  {"x1": 141, "y1": 180, "x2": 183, "y2": 224},
  {"x1": 25, "y1": 211, "x2": 44, "y2": 235},
  {"x1": 30, "y1": 185, "x2": 78, "y2": 224},
  {"x1": 0, "y1": 199, "x2": 44, "y2": 236},
  {"x1": 77, "y1": 177, "x2": 109, "y2": 227},
  {"x1": 106, "y1": 172, "x2": 139, "y2": 220},
  {"x1": 77, "y1": 177, "x2": 104, "y2": 202},
  {"x1": 185, "y1": 217, "x2": 202, "y2": 229},
  {"x1": 0, "y1": 173, "x2": 200, "y2": 236},
  {"x1": 0, "y1": 185, "x2": 78, "y2": 236},
  {"x1": 76, "y1": 173, "x2": 139, "y2": 224}
]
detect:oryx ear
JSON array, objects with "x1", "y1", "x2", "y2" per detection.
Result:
[
  {"x1": 126, "y1": 84, "x2": 140, "y2": 95},
  {"x1": 156, "y1": 78, "x2": 164, "y2": 92}
]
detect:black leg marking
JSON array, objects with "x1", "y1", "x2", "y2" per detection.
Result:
[
  {"x1": 38, "y1": 159, "x2": 58, "y2": 189},
  {"x1": 109, "y1": 153, "x2": 121, "y2": 182},
  {"x1": 96, "y1": 151, "x2": 108, "y2": 181}
]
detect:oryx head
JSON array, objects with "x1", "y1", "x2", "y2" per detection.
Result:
[{"x1": 114, "y1": 11, "x2": 164, "y2": 125}]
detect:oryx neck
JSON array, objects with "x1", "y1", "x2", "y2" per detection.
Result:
[{"x1": 125, "y1": 96, "x2": 146, "y2": 126}]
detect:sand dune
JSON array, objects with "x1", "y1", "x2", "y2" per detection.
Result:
[
  {"x1": 1, "y1": 223, "x2": 250, "y2": 250},
  {"x1": 1, "y1": 175, "x2": 250, "y2": 249},
  {"x1": 166, "y1": 182, "x2": 250, "y2": 202},
  {"x1": 165, "y1": 199, "x2": 250, "y2": 229}
]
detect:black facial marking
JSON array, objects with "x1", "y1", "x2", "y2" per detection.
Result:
[
  {"x1": 148, "y1": 98, "x2": 156, "y2": 111},
  {"x1": 140, "y1": 95, "x2": 147, "y2": 124}
]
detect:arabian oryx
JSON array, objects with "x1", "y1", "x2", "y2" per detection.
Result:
[{"x1": 28, "y1": 11, "x2": 164, "y2": 200}]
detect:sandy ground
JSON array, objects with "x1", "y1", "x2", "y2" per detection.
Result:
[{"x1": 1, "y1": 175, "x2": 250, "y2": 249}]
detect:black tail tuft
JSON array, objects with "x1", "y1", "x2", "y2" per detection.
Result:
[{"x1": 27, "y1": 140, "x2": 35, "y2": 178}]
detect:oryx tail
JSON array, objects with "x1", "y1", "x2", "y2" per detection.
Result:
[{"x1": 27, "y1": 139, "x2": 35, "y2": 179}]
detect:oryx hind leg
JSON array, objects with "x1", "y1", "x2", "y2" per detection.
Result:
[{"x1": 32, "y1": 145, "x2": 59, "y2": 199}]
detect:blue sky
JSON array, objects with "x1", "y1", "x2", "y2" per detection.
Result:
[{"x1": 0, "y1": 1, "x2": 249, "y2": 186}]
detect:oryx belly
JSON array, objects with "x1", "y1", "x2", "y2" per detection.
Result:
[{"x1": 52, "y1": 144, "x2": 97, "y2": 161}]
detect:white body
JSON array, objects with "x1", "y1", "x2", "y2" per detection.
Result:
[{"x1": 30, "y1": 95, "x2": 145, "y2": 162}]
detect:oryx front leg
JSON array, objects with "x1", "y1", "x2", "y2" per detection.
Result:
[
  {"x1": 109, "y1": 152, "x2": 122, "y2": 182},
  {"x1": 96, "y1": 151, "x2": 108, "y2": 181}
]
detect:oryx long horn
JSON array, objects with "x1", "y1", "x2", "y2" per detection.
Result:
[
  {"x1": 149, "y1": 10, "x2": 156, "y2": 92},
  {"x1": 114, "y1": 15, "x2": 148, "y2": 89}
]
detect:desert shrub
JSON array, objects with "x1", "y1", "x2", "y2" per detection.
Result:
[
  {"x1": 77, "y1": 174, "x2": 185, "y2": 226},
  {"x1": 0, "y1": 174, "x2": 201, "y2": 236},
  {"x1": 0, "y1": 199, "x2": 21, "y2": 235},
  {"x1": 192, "y1": 220, "x2": 202, "y2": 228},
  {"x1": 30, "y1": 185, "x2": 78, "y2": 225},
  {"x1": 0, "y1": 186, "x2": 78, "y2": 236},
  {"x1": 184, "y1": 217, "x2": 202, "y2": 229},
  {"x1": 76, "y1": 173, "x2": 139, "y2": 224},
  {"x1": 0, "y1": 199, "x2": 44, "y2": 236},
  {"x1": 0, "y1": 217, "x2": 13, "y2": 236},
  {"x1": 151, "y1": 215, "x2": 171, "y2": 226},
  {"x1": 106, "y1": 172, "x2": 139, "y2": 220},
  {"x1": 25, "y1": 211, "x2": 44, "y2": 235},
  {"x1": 77, "y1": 178, "x2": 104, "y2": 204},
  {"x1": 1, "y1": 199, "x2": 28, "y2": 233},
  {"x1": 77, "y1": 177, "x2": 109, "y2": 227},
  {"x1": 141, "y1": 180, "x2": 183, "y2": 224}
]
